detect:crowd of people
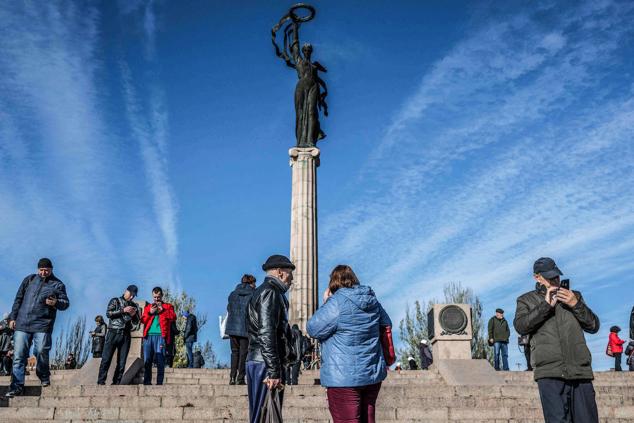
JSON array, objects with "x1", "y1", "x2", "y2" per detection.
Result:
[
  {"x1": 1, "y1": 258, "x2": 203, "y2": 398},
  {"x1": 2, "y1": 255, "x2": 633, "y2": 423}
]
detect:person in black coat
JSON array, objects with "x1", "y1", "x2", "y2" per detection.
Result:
[
  {"x1": 0, "y1": 314, "x2": 14, "y2": 376},
  {"x1": 226, "y1": 274, "x2": 256, "y2": 385},
  {"x1": 286, "y1": 324, "x2": 304, "y2": 385},
  {"x1": 90, "y1": 316, "x2": 107, "y2": 358},
  {"x1": 193, "y1": 350, "x2": 205, "y2": 368},
  {"x1": 182, "y1": 311, "x2": 198, "y2": 368},
  {"x1": 419, "y1": 339, "x2": 433, "y2": 370}
]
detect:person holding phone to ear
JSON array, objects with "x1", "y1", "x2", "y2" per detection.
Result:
[{"x1": 514, "y1": 257, "x2": 600, "y2": 423}]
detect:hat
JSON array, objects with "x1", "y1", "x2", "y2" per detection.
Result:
[
  {"x1": 420, "y1": 339, "x2": 428, "y2": 345},
  {"x1": 38, "y1": 258, "x2": 53, "y2": 269},
  {"x1": 533, "y1": 257, "x2": 563, "y2": 279},
  {"x1": 496, "y1": 308, "x2": 504, "y2": 314},
  {"x1": 182, "y1": 311, "x2": 190, "y2": 318},
  {"x1": 262, "y1": 255, "x2": 296, "y2": 271},
  {"x1": 126, "y1": 285, "x2": 138, "y2": 297},
  {"x1": 610, "y1": 326, "x2": 621, "y2": 333},
  {"x1": 408, "y1": 356, "x2": 415, "y2": 361}
]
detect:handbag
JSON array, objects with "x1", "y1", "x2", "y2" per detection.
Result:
[
  {"x1": 606, "y1": 342, "x2": 614, "y2": 357},
  {"x1": 380, "y1": 325, "x2": 396, "y2": 366},
  {"x1": 259, "y1": 388, "x2": 283, "y2": 423},
  {"x1": 219, "y1": 314, "x2": 229, "y2": 340}
]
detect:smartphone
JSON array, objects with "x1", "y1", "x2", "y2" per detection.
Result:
[{"x1": 560, "y1": 279, "x2": 570, "y2": 290}]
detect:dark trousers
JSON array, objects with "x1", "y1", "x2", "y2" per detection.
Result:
[
  {"x1": 614, "y1": 352, "x2": 622, "y2": 371},
  {"x1": 230, "y1": 336, "x2": 249, "y2": 382},
  {"x1": 143, "y1": 335, "x2": 166, "y2": 385},
  {"x1": 185, "y1": 341, "x2": 194, "y2": 368},
  {"x1": 247, "y1": 360, "x2": 285, "y2": 423},
  {"x1": 97, "y1": 330, "x2": 131, "y2": 385},
  {"x1": 286, "y1": 362, "x2": 300, "y2": 385},
  {"x1": 537, "y1": 378, "x2": 599, "y2": 423},
  {"x1": 525, "y1": 347, "x2": 533, "y2": 371},
  {"x1": 327, "y1": 382, "x2": 382, "y2": 423}
]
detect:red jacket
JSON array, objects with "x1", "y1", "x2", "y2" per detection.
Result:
[
  {"x1": 609, "y1": 332, "x2": 625, "y2": 353},
  {"x1": 141, "y1": 302, "x2": 176, "y2": 343}
]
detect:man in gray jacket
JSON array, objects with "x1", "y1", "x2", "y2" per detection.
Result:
[
  {"x1": 514, "y1": 257, "x2": 599, "y2": 423},
  {"x1": 6, "y1": 258, "x2": 70, "y2": 398}
]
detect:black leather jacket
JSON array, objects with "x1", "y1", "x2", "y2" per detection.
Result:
[
  {"x1": 247, "y1": 276, "x2": 292, "y2": 379},
  {"x1": 106, "y1": 296, "x2": 140, "y2": 332}
]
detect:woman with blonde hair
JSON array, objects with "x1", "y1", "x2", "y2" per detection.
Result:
[{"x1": 307, "y1": 265, "x2": 391, "y2": 423}]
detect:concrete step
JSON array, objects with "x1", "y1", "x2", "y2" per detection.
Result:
[{"x1": 1, "y1": 405, "x2": 633, "y2": 421}]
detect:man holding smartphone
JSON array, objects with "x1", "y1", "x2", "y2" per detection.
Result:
[
  {"x1": 5, "y1": 258, "x2": 70, "y2": 398},
  {"x1": 140, "y1": 287, "x2": 176, "y2": 385},
  {"x1": 514, "y1": 257, "x2": 600, "y2": 423}
]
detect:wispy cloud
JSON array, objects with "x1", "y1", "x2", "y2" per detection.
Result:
[
  {"x1": 0, "y1": 2, "x2": 177, "y2": 317},
  {"x1": 320, "y1": 0, "x2": 634, "y2": 368}
]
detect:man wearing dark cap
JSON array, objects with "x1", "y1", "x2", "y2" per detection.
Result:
[
  {"x1": 6, "y1": 258, "x2": 70, "y2": 398},
  {"x1": 246, "y1": 255, "x2": 295, "y2": 423},
  {"x1": 488, "y1": 308, "x2": 510, "y2": 371},
  {"x1": 514, "y1": 257, "x2": 600, "y2": 423},
  {"x1": 97, "y1": 285, "x2": 140, "y2": 385}
]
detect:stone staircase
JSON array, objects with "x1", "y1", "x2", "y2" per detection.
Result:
[{"x1": 1, "y1": 368, "x2": 633, "y2": 422}]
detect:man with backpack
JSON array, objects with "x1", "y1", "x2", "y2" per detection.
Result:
[
  {"x1": 97, "y1": 285, "x2": 140, "y2": 385},
  {"x1": 6, "y1": 258, "x2": 70, "y2": 398}
]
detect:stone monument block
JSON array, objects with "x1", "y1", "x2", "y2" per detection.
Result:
[{"x1": 428, "y1": 303, "x2": 473, "y2": 360}]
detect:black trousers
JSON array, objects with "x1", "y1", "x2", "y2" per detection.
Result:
[
  {"x1": 286, "y1": 362, "x2": 300, "y2": 385},
  {"x1": 537, "y1": 378, "x2": 599, "y2": 423},
  {"x1": 97, "y1": 330, "x2": 131, "y2": 385},
  {"x1": 614, "y1": 352, "x2": 622, "y2": 371},
  {"x1": 525, "y1": 347, "x2": 533, "y2": 370},
  {"x1": 230, "y1": 335, "x2": 249, "y2": 382}
]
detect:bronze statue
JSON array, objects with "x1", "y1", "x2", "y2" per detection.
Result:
[{"x1": 272, "y1": 3, "x2": 328, "y2": 148}]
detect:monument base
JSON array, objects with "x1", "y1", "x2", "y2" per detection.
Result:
[
  {"x1": 435, "y1": 359, "x2": 504, "y2": 386},
  {"x1": 431, "y1": 339, "x2": 472, "y2": 360}
]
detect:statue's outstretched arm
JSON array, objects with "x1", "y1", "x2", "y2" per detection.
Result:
[{"x1": 272, "y1": 16, "x2": 295, "y2": 68}]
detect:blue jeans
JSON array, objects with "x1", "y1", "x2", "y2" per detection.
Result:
[
  {"x1": 494, "y1": 341, "x2": 509, "y2": 371},
  {"x1": 185, "y1": 341, "x2": 194, "y2": 368},
  {"x1": 143, "y1": 335, "x2": 165, "y2": 385},
  {"x1": 12, "y1": 331, "x2": 51, "y2": 389}
]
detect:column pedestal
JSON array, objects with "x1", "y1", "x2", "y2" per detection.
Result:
[{"x1": 288, "y1": 147, "x2": 320, "y2": 333}]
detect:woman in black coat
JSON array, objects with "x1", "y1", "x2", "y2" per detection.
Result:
[
  {"x1": 225, "y1": 274, "x2": 256, "y2": 385},
  {"x1": 90, "y1": 315, "x2": 107, "y2": 358}
]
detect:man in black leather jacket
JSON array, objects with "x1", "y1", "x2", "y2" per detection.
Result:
[
  {"x1": 97, "y1": 285, "x2": 140, "y2": 385},
  {"x1": 246, "y1": 255, "x2": 295, "y2": 423}
]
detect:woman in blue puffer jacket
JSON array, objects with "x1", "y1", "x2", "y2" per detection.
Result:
[{"x1": 307, "y1": 265, "x2": 392, "y2": 423}]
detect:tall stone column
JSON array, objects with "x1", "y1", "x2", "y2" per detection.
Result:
[{"x1": 288, "y1": 147, "x2": 320, "y2": 333}]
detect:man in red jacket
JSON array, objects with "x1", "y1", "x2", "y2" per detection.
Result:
[{"x1": 141, "y1": 287, "x2": 176, "y2": 385}]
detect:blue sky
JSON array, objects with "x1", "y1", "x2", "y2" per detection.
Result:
[{"x1": 1, "y1": 0, "x2": 633, "y2": 370}]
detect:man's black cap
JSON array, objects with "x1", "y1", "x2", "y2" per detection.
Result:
[
  {"x1": 262, "y1": 255, "x2": 295, "y2": 271},
  {"x1": 37, "y1": 258, "x2": 53, "y2": 269},
  {"x1": 126, "y1": 285, "x2": 139, "y2": 297},
  {"x1": 533, "y1": 257, "x2": 563, "y2": 279},
  {"x1": 496, "y1": 308, "x2": 504, "y2": 314}
]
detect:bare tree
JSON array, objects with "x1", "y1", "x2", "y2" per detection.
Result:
[{"x1": 52, "y1": 316, "x2": 91, "y2": 369}]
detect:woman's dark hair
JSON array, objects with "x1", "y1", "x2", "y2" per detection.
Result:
[
  {"x1": 95, "y1": 315, "x2": 104, "y2": 324},
  {"x1": 328, "y1": 265, "x2": 360, "y2": 294},
  {"x1": 241, "y1": 274, "x2": 256, "y2": 285},
  {"x1": 610, "y1": 325, "x2": 621, "y2": 333}
]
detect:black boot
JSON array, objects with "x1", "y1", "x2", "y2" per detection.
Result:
[{"x1": 229, "y1": 377, "x2": 236, "y2": 385}]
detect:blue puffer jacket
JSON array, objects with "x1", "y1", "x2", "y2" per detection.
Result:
[
  {"x1": 225, "y1": 283, "x2": 255, "y2": 338},
  {"x1": 307, "y1": 285, "x2": 391, "y2": 388}
]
